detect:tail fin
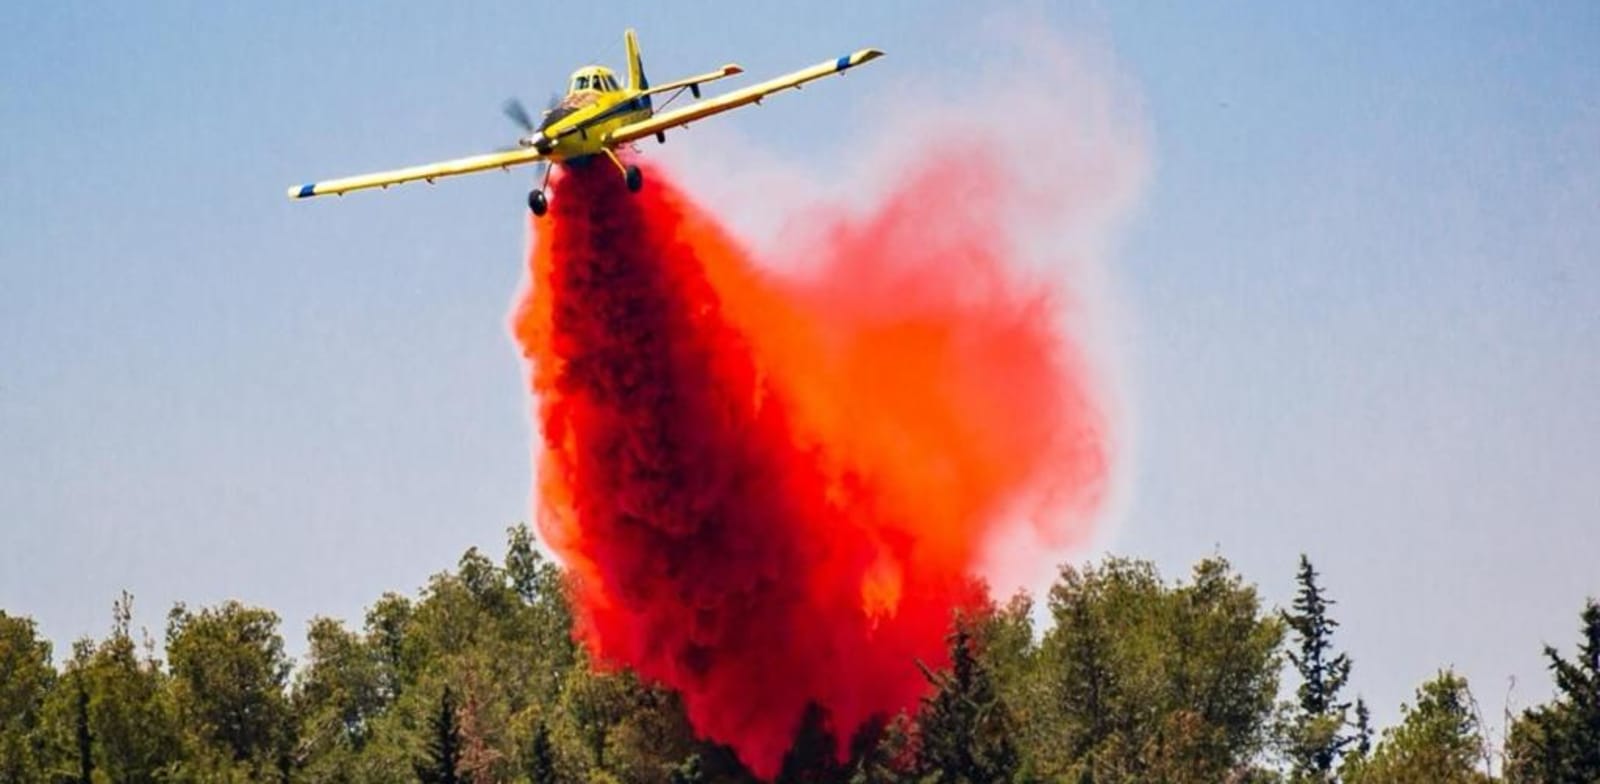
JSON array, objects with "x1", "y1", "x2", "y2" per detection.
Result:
[{"x1": 625, "y1": 28, "x2": 648, "y2": 94}]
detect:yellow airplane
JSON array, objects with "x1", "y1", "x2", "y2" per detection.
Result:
[{"x1": 286, "y1": 29, "x2": 883, "y2": 215}]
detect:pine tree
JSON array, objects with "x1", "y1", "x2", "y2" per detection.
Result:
[
  {"x1": 915, "y1": 623, "x2": 1019, "y2": 783},
  {"x1": 417, "y1": 686, "x2": 464, "y2": 784},
  {"x1": 1543, "y1": 598, "x2": 1600, "y2": 777},
  {"x1": 1506, "y1": 598, "x2": 1600, "y2": 782},
  {"x1": 1336, "y1": 695, "x2": 1376, "y2": 782},
  {"x1": 526, "y1": 721, "x2": 557, "y2": 784},
  {"x1": 1352, "y1": 698, "x2": 1372, "y2": 757},
  {"x1": 777, "y1": 702, "x2": 844, "y2": 783},
  {"x1": 1283, "y1": 555, "x2": 1355, "y2": 780},
  {"x1": 74, "y1": 678, "x2": 92, "y2": 784},
  {"x1": 842, "y1": 715, "x2": 900, "y2": 784}
]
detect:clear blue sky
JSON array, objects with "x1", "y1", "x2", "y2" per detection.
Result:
[{"x1": 3, "y1": 1, "x2": 1596, "y2": 740}]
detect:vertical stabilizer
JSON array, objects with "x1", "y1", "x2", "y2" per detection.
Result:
[{"x1": 625, "y1": 29, "x2": 648, "y2": 96}]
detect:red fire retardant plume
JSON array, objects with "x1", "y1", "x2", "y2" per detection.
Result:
[{"x1": 512, "y1": 158, "x2": 1107, "y2": 779}]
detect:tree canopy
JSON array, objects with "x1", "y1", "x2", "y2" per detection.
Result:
[{"x1": 1, "y1": 526, "x2": 1591, "y2": 783}]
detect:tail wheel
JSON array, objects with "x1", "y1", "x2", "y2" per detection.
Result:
[
  {"x1": 624, "y1": 165, "x2": 643, "y2": 193},
  {"x1": 528, "y1": 189, "x2": 548, "y2": 216}
]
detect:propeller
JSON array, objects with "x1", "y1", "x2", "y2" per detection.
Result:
[
  {"x1": 499, "y1": 94, "x2": 565, "y2": 153},
  {"x1": 503, "y1": 94, "x2": 562, "y2": 133},
  {"x1": 503, "y1": 98, "x2": 535, "y2": 134},
  {"x1": 499, "y1": 94, "x2": 559, "y2": 195}
]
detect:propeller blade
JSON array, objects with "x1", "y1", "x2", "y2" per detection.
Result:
[{"x1": 503, "y1": 98, "x2": 534, "y2": 133}]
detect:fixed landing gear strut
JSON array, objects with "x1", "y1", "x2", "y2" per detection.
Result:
[
  {"x1": 527, "y1": 161, "x2": 553, "y2": 216},
  {"x1": 604, "y1": 148, "x2": 643, "y2": 193},
  {"x1": 526, "y1": 155, "x2": 645, "y2": 216}
]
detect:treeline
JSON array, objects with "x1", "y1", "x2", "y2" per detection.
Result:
[{"x1": 1, "y1": 524, "x2": 1596, "y2": 783}]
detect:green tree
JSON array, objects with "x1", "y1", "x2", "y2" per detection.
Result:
[
  {"x1": 1505, "y1": 598, "x2": 1600, "y2": 783},
  {"x1": 73, "y1": 677, "x2": 92, "y2": 784},
  {"x1": 1038, "y1": 557, "x2": 1283, "y2": 782},
  {"x1": 39, "y1": 593, "x2": 182, "y2": 784},
  {"x1": 1337, "y1": 697, "x2": 1375, "y2": 781},
  {"x1": 526, "y1": 721, "x2": 558, "y2": 784},
  {"x1": 600, "y1": 684, "x2": 702, "y2": 783},
  {"x1": 777, "y1": 703, "x2": 846, "y2": 783},
  {"x1": 399, "y1": 542, "x2": 580, "y2": 781},
  {"x1": 363, "y1": 592, "x2": 414, "y2": 703},
  {"x1": 848, "y1": 714, "x2": 914, "y2": 784},
  {"x1": 547, "y1": 664, "x2": 635, "y2": 778},
  {"x1": 165, "y1": 600, "x2": 291, "y2": 774},
  {"x1": 1353, "y1": 697, "x2": 1373, "y2": 757},
  {"x1": 914, "y1": 620, "x2": 1019, "y2": 783},
  {"x1": 0, "y1": 610, "x2": 54, "y2": 783},
  {"x1": 291, "y1": 616, "x2": 391, "y2": 780},
  {"x1": 1283, "y1": 555, "x2": 1356, "y2": 782},
  {"x1": 1346, "y1": 671, "x2": 1489, "y2": 784},
  {"x1": 502, "y1": 524, "x2": 579, "y2": 704},
  {"x1": 505, "y1": 523, "x2": 546, "y2": 605},
  {"x1": 282, "y1": 532, "x2": 590, "y2": 784},
  {"x1": 417, "y1": 686, "x2": 464, "y2": 784},
  {"x1": 975, "y1": 592, "x2": 1043, "y2": 780}
]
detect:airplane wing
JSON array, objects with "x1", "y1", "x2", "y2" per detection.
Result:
[
  {"x1": 287, "y1": 147, "x2": 547, "y2": 200},
  {"x1": 604, "y1": 48, "x2": 883, "y2": 146}
]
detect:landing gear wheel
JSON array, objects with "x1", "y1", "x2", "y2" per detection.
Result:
[
  {"x1": 528, "y1": 189, "x2": 548, "y2": 216},
  {"x1": 624, "y1": 165, "x2": 643, "y2": 193}
]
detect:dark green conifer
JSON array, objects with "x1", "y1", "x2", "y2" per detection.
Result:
[
  {"x1": 1283, "y1": 555, "x2": 1355, "y2": 779},
  {"x1": 416, "y1": 686, "x2": 463, "y2": 784},
  {"x1": 915, "y1": 622, "x2": 1019, "y2": 783}
]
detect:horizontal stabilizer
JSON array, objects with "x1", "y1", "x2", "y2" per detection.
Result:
[{"x1": 637, "y1": 64, "x2": 744, "y2": 99}]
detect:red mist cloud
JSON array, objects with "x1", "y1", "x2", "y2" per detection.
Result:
[{"x1": 512, "y1": 154, "x2": 1108, "y2": 777}]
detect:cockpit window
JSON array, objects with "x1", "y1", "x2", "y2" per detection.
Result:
[
  {"x1": 606, "y1": 75, "x2": 619, "y2": 91},
  {"x1": 573, "y1": 75, "x2": 590, "y2": 91}
]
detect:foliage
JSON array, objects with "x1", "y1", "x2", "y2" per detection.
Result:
[
  {"x1": 8, "y1": 526, "x2": 1594, "y2": 783},
  {"x1": 165, "y1": 597, "x2": 292, "y2": 777},
  {"x1": 39, "y1": 593, "x2": 181, "y2": 783},
  {"x1": 0, "y1": 610, "x2": 54, "y2": 782},
  {"x1": 1035, "y1": 556, "x2": 1284, "y2": 782},
  {"x1": 416, "y1": 685, "x2": 464, "y2": 784},
  {"x1": 1344, "y1": 670, "x2": 1490, "y2": 784},
  {"x1": 1505, "y1": 598, "x2": 1600, "y2": 783},
  {"x1": 913, "y1": 620, "x2": 1019, "y2": 783},
  {"x1": 1283, "y1": 555, "x2": 1356, "y2": 782}
]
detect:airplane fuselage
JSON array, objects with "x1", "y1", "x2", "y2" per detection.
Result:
[{"x1": 528, "y1": 66, "x2": 653, "y2": 162}]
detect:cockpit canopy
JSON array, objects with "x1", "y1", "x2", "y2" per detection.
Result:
[{"x1": 569, "y1": 66, "x2": 622, "y2": 95}]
